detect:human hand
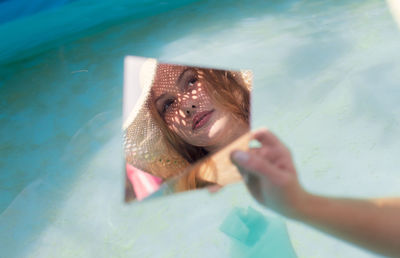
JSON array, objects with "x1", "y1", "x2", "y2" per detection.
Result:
[{"x1": 230, "y1": 128, "x2": 309, "y2": 219}]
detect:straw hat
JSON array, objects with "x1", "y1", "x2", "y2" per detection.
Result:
[{"x1": 122, "y1": 56, "x2": 252, "y2": 179}]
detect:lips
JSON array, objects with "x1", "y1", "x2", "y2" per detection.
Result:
[{"x1": 192, "y1": 110, "x2": 214, "y2": 130}]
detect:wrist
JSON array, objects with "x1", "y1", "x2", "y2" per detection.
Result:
[
  {"x1": 290, "y1": 191, "x2": 319, "y2": 221},
  {"x1": 293, "y1": 192, "x2": 333, "y2": 225}
]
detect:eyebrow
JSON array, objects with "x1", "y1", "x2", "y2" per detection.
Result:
[{"x1": 176, "y1": 68, "x2": 192, "y2": 89}]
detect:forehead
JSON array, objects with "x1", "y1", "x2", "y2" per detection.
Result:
[{"x1": 151, "y1": 64, "x2": 187, "y2": 96}]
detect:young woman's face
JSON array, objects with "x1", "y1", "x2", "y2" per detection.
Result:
[{"x1": 151, "y1": 64, "x2": 237, "y2": 150}]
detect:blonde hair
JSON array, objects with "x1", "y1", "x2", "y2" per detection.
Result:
[{"x1": 150, "y1": 67, "x2": 250, "y2": 190}]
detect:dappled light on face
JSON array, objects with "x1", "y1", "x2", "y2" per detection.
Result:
[
  {"x1": 159, "y1": 78, "x2": 217, "y2": 144},
  {"x1": 150, "y1": 63, "x2": 248, "y2": 151},
  {"x1": 174, "y1": 116, "x2": 180, "y2": 124},
  {"x1": 178, "y1": 110, "x2": 186, "y2": 118}
]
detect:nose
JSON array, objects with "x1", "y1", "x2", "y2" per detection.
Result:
[
  {"x1": 177, "y1": 92, "x2": 198, "y2": 118},
  {"x1": 180, "y1": 100, "x2": 197, "y2": 117}
]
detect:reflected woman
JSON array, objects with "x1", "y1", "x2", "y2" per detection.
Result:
[{"x1": 124, "y1": 58, "x2": 251, "y2": 192}]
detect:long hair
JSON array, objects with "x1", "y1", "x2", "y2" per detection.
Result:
[{"x1": 150, "y1": 67, "x2": 251, "y2": 189}]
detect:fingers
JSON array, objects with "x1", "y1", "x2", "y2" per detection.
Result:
[
  {"x1": 251, "y1": 128, "x2": 291, "y2": 161},
  {"x1": 231, "y1": 150, "x2": 283, "y2": 184},
  {"x1": 252, "y1": 128, "x2": 281, "y2": 148},
  {"x1": 249, "y1": 147, "x2": 279, "y2": 162}
]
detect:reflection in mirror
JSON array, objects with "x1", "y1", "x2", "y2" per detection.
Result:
[{"x1": 123, "y1": 56, "x2": 252, "y2": 202}]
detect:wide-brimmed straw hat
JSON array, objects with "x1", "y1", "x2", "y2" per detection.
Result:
[{"x1": 122, "y1": 56, "x2": 252, "y2": 179}]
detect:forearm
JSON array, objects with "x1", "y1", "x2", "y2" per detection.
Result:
[{"x1": 294, "y1": 195, "x2": 400, "y2": 256}]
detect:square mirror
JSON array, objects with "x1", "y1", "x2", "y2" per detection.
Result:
[{"x1": 123, "y1": 56, "x2": 252, "y2": 202}]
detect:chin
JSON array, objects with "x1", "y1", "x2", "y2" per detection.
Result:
[
  {"x1": 191, "y1": 137, "x2": 216, "y2": 148},
  {"x1": 208, "y1": 120, "x2": 229, "y2": 138}
]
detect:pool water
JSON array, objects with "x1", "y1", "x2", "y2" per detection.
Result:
[{"x1": 1, "y1": 0, "x2": 400, "y2": 257}]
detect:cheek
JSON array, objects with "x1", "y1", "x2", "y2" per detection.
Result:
[
  {"x1": 194, "y1": 83, "x2": 213, "y2": 106},
  {"x1": 196, "y1": 91, "x2": 213, "y2": 108},
  {"x1": 164, "y1": 102, "x2": 189, "y2": 125},
  {"x1": 164, "y1": 111, "x2": 187, "y2": 133},
  {"x1": 164, "y1": 111, "x2": 178, "y2": 127}
]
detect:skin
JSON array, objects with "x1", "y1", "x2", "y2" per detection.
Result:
[
  {"x1": 230, "y1": 128, "x2": 400, "y2": 257},
  {"x1": 152, "y1": 64, "x2": 248, "y2": 153}
]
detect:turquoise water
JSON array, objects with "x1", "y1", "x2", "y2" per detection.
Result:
[{"x1": 1, "y1": 0, "x2": 400, "y2": 257}]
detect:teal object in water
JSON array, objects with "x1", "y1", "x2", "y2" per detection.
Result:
[
  {"x1": 220, "y1": 206, "x2": 297, "y2": 258},
  {"x1": 220, "y1": 206, "x2": 269, "y2": 246},
  {"x1": 1, "y1": 0, "x2": 400, "y2": 257}
]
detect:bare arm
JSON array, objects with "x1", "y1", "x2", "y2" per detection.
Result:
[
  {"x1": 231, "y1": 129, "x2": 400, "y2": 257},
  {"x1": 299, "y1": 195, "x2": 400, "y2": 256}
]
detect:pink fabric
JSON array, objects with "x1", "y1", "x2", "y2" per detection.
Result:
[{"x1": 126, "y1": 163, "x2": 162, "y2": 200}]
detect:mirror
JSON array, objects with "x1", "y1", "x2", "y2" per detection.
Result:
[{"x1": 123, "y1": 56, "x2": 252, "y2": 202}]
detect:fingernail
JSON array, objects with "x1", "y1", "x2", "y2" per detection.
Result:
[{"x1": 232, "y1": 151, "x2": 249, "y2": 165}]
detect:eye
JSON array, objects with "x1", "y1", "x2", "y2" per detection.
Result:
[
  {"x1": 187, "y1": 77, "x2": 197, "y2": 88},
  {"x1": 162, "y1": 98, "x2": 175, "y2": 113}
]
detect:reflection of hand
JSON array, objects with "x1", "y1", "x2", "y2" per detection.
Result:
[{"x1": 230, "y1": 128, "x2": 309, "y2": 219}]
